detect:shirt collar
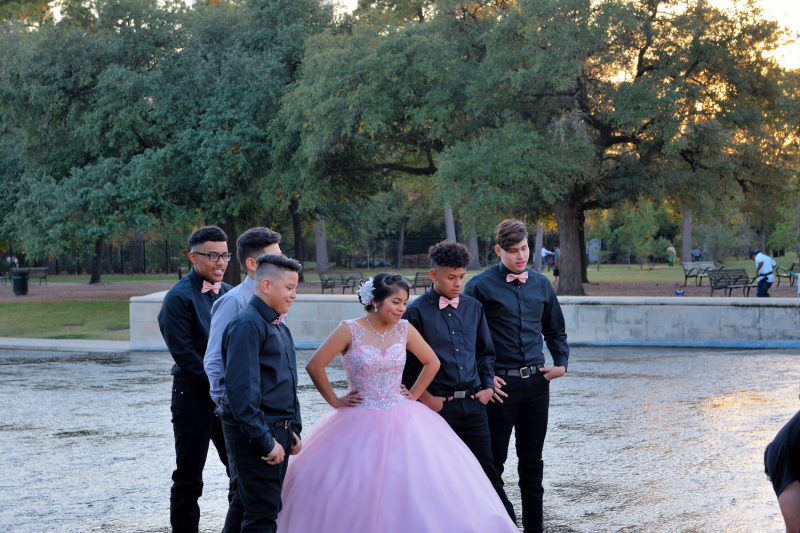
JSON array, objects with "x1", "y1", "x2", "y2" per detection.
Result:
[
  {"x1": 187, "y1": 268, "x2": 206, "y2": 291},
  {"x1": 242, "y1": 275, "x2": 255, "y2": 293},
  {"x1": 249, "y1": 295, "x2": 279, "y2": 324},
  {"x1": 426, "y1": 285, "x2": 444, "y2": 302},
  {"x1": 497, "y1": 261, "x2": 530, "y2": 280}
]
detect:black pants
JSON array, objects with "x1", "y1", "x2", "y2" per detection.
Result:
[
  {"x1": 757, "y1": 279, "x2": 772, "y2": 297},
  {"x1": 223, "y1": 422, "x2": 293, "y2": 533},
  {"x1": 487, "y1": 372, "x2": 550, "y2": 533},
  {"x1": 438, "y1": 397, "x2": 516, "y2": 521},
  {"x1": 170, "y1": 378, "x2": 231, "y2": 533}
]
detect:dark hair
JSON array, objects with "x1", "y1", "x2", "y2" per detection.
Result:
[
  {"x1": 358, "y1": 272, "x2": 410, "y2": 311},
  {"x1": 255, "y1": 253, "x2": 302, "y2": 274},
  {"x1": 749, "y1": 250, "x2": 758, "y2": 258},
  {"x1": 188, "y1": 226, "x2": 228, "y2": 250},
  {"x1": 494, "y1": 219, "x2": 528, "y2": 251},
  {"x1": 237, "y1": 228, "x2": 281, "y2": 268},
  {"x1": 429, "y1": 240, "x2": 470, "y2": 269},
  {"x1": 553, "y1": 243, "x2": 559, "y2": 248}
]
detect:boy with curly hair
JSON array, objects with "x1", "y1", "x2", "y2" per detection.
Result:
[{"x1": 402, "y1": 240, "x2": 514, "y2": 520}]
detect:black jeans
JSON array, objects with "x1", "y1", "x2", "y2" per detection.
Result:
[
  {"x1": 757, "y1": 279, "x2": 772, "y2": 297},
  {"x1": 438, "y1": 397, "x2": 516, "y2": 521},
  {"x1": 170, "y1": 378, "x2": 231, "y2": 533},
  {"x1": 487, "y1": 372, "x2": 550, "y2": 533},
  {"x1": 223, "y1": 422, "x2": 293, "y2": 533}
]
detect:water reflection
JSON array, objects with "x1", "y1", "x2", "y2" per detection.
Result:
[{"x1": 0, "y1": 347, "x2": 797, "y2": 532}]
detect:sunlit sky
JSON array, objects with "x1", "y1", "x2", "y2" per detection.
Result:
[{"x1": 338, "y1": 0, "x2": 800, "y2": 70}]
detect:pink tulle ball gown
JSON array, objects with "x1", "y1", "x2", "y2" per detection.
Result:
[{"x1": 276, "y1": 319, "x2": 518, "y2": 533}]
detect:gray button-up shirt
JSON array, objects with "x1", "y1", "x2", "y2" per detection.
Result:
[{"x1": 205, "y1": 275, "x2": 255, "y2": 405}]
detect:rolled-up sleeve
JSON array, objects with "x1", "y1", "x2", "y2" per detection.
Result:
[
  {"x1": 541, "y1": 285, "x2": 569, "y2": 370},
  {"x1": 205, "y1": 296, "x2": 241, "y2": 405},
  {"x1": 224, "y1": 320, "x2": 274, "y2": 455}
]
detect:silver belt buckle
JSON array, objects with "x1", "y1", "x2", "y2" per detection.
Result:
[
  {"x1": 521, "y1": 366, "x2": 532, "y2": 378},
  {"x1": 453, "y1": 391, "x2": 467, "y2": 399}
]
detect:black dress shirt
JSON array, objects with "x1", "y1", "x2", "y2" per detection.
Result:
[
  {"x1": 464, "y1": 263, "x2": 569, "y2": 370},
  {"x1": 402, "y1": 286, "x2": 496, "y2": 392},
  {"x1": 158, "y1": 268, "x2": 231, "y2": 386},
  {"x1": 218, "y1": 295, "x2": 301, "y2": 455}
]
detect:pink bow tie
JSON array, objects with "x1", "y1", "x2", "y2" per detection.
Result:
[
  {"x1": 439, "y1": 296, "x2": 459, "y2": 310},
  {"x1": 271, "y1": 314, "x2": 287, "y2": 325},
  {"x1": 506, "y1": 271, "x2": 529, "y2": 283},
  {"x1": 201, "y1": 280, "x2": 222, "y2": 294}
]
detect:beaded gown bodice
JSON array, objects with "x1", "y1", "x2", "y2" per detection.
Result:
[{"x1": 343, "y1": 319, "x2": 410, "y2": 411}]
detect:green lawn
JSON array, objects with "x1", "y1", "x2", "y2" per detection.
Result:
[{"x1": 0, "y1": 301, "x2": 130, "y2": 341}]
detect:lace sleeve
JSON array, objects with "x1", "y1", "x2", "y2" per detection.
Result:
[
  {"x1": 342, "y1": 320, "x2": 363, "y2": 355},
  {"x1": 395, "y1": 319, "x2": 409, "y2": 347}
]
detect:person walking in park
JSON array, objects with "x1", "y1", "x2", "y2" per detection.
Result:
[
  {"x1": 465, "y1": 219, "x2": 569, "y2": 533},
  {"x1": 218, "y1": 254, "x2": 304, "y2": 533},
  {"x1": 750, "y1": 249, "x2": 777, "y2": 298},
  {"x1": 401, "y1": 240, "x2": 515, "y2": 520},
  {"x1": 157, "y1": 226, "x2": 232, "y2": 533},
  {"x1": 204, "y1": 228, "x2": 281, "y2": 532},
  {"x1": 692, "y1": 243, "x2": 702, "y2": 262},
  {"x1": 666, "y1": 243, "x2": 677, "y2": 266},
  {"x1": 553, "y1": 243, "x2": 561, "y2": 282}
]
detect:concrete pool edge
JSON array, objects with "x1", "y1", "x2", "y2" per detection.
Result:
[{"x1": 0, "y1": 337, "x2": 130, "y2": 353}]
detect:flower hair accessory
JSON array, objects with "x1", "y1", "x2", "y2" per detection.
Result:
[{"x1": 358, "y1": 277, "x2": 375, "y2": 306}]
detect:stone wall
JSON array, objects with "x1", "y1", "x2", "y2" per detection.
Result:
[{"x1": 130, "y1": 293, "x2": 800, "y2": 351}]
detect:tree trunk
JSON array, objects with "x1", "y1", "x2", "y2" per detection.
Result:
[
  {"x1": 467, "y1": 219, "x2": 480, "y2": 270},
  {"x1": 681, "y1": 206, "x2": 692, "y2": 264},
  {"x1": 534, "y1": 224, "x2": 544, "y2": 273},
  {"x1": 577, "y1": 208, "x2": 589, "y2": 283},
  {"x1": 221, "y1": 213, "x2": 241, "y2": 287},
  {"x1": 759, "y1": 199, "x2": 767, "y2": 253},
  {"x1": 289, "y1": 198, "x2": 305, "y2": 282},
  {"x1": 164, "y1": 240, "x2": 170, "y2": 275},
  {"x1": 397, "y1": 217, "x2": 406, "y2": 269},
  {"x1": 553, "y1": 198, "x2": 585, "y2": 295},
  {"x1": 444, "y1": 206, "x2": 456, "y2": 241},
  {"x1": 89, "y1": 237, "x2": 104, "y2": 284},
  {"x1": 132, "y1": 231, "x2": 144, "y2": 273},
  {"x1": 314, "y1": 215, "x2": 330, "y2": 273}
]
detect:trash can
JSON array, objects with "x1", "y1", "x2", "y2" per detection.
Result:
[{"x1": 12, "y1": 270, "x2": 29, "y2": 296}]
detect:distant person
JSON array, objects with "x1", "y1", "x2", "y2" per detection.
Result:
[
  {"x1": 750, "y1": 250, "x2": 776, "y2": 298},
  {"x1": 666, "y1": 244, "x2": 676, "y2": 267},
  {"x1": 702, "y1": 246, "x2": 709, "y2": 261},
  {"x1": 204, "y1": 228, "x2": 281, "y2": 532},
  {"x1": 157, "y1": 226, "x2": 232, "y2": 533},
  {"x1": 674, "y1": 282, "x2": 684, "y2": 296},
  {"x1": 692, "y1": 244, "x2": 701, "y2": 262},
  {"x1": 765, "y1": 406, "x2": 800, "y2": 533},
  {"x1": 553, "y1": 243, "x2": 561, "y2": 282},
  {"x1": 541, "y1": 247, "x2": 552, "y2": 271}
]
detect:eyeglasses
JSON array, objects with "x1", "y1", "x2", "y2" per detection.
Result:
[{"x1": 192, "y1": 251, "x2": 232, "y2": 262}]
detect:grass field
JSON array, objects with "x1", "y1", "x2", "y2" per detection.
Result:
[{"x1": 0, "y1": 301, "x2": 130, "y2": 341}]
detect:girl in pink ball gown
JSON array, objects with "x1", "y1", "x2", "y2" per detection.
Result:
[{"x1": 276, "y1": 273, "x2": 519, "y2": 533}]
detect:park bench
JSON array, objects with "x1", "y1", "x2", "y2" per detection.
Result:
[
  {"x1": 683, "y1": 261, "x2": 719, "y2": 286},
  {"x1": 406, "y1": 272, "x2": 433, "y2": 294},
  {"x1": 708, "y1": 269, "x2": 758, "y2": 297},
  {"x1": 319, "y1": 271, "x2": 363, "y2": 294},
  {"x1": 1, "y1": 271, "x2": 8, "y2": 286},
  {"x1": 11, "y1": 267, "x2": 48, "y2": 285},
  {"x1": 177, "y1": 267, "x2": 191, "y2": 279},
  {"x1": 774, "y1": 262, "x2": 799, "y2": 287}
]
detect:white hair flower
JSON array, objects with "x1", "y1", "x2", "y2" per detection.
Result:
[{"x1": 358, "y1": 277, "x2": 375, "y2": 306}]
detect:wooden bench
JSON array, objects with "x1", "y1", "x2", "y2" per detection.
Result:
[
  {"x1": 708, "y1": 269, "x2": 757, "y2": 297},
  {"x1": 0, "y1": 271, "x2": 8, "y2": 286},
  {"x1": 319, "y1": 271, "x2": 363, "y2": 294},
  {"x1": 775, "y1": 262, "x2": 799, "y2": 287},
  {"x1": 683, "y1": 261, "x2": 719, "y2": 286},
  {"x1": 406, "y1": 272, "x2": 433, "y2": 294},
  {"x1": 11, "y1": 267, "x2": 48, "y2": 285},
  {"x1": 177, "y1": 267, "x2": 191, "y2": 280}
]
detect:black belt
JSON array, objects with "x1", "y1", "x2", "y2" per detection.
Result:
[
  {"x1": 496, "y1": 364, "x2": 544, "y2": 378},
  {"x1": 267, "y1": 419, "x2": 293, "y2": 430},
  {"x1": 427, "y1": 386, "x2": 481, "y2": 399}
]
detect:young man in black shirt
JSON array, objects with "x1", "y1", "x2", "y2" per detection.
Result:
[
  {"x1": 219, "y1": 254, "x2": 303, "y2": 532},
  {"x1": 465, "y1": 219, "x2": 569, "y2": 533},
  {"x1": 402, "y1": 240, "x2": 515, "y2": 520},
  {"x1": 158, "y1": 226, "x2": 233, "y2": 533}
]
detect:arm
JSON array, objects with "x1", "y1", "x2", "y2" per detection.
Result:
[
  {"x1": 159, "y1": 294, "x2": 208, "y2": 384},
  {"x1": 405, "y1": 324, "x2": 441, "y2": 400},
  {"x1": 475, "y1": 306, "x2": 496, "y2": 390},
  {"x1": 401, "y1": 306, "x2": 424, "y2": 390},
  {"x1": 205, "y1": 296, "x2": 240, "y2": 405},
  {"x1": 306, "y1": 323, "x2": 362, "y2": 409},
  {"x1": 540, "y1": 283, "x2": 569, "y2": 378},
  {"x1": 224, "y1": 320, "x2": 274, "y2": 455}
]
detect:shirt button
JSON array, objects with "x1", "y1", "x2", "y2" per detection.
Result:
[
  {"x1": 452, "y1": 331, "x2": 455, "y2": 334},
  {"x1": 456, "y1": 349, "x2": 459, "y2": 352}
]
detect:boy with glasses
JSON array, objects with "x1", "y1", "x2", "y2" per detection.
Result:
[{"x1": 158, "y1": 226, "x2": 233, "y2": 533}]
